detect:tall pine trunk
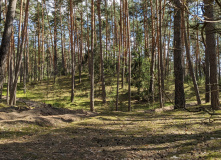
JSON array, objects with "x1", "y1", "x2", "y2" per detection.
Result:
[
  {"x1": 0, "y1": 0, "x2": 17, "y2": 100},
  {"x1": 90, "y1": 0, "x2": 95, "y2": 111},
  {"x1": 60, "y1": 1, "x2": 67, "y2": 76},
  {"x1": 9, "y1": 0, "x2": 29, "y2": 105},
  {"x1": 41, "y1": 0, "x2": 45, "y2": 79},
  {"x1": 37, "y1": 1, "x2": 41, "y2": 81},
  {"x1": 54, "y1": 0, "x2": 58, "y2": 83},
  {"x1": 126, "y1": 0, "x2": 131, "y2": 111},
  {"x1": 149, "y1": 0, "x2": 155, "y2": 103},
  {"x1": 204, "y1": 0, "x2": 219, "y2": 109},
  {"x1": 173, "y1": 0, "x2": 185, "y2": 108},
  {"x1": 70, "y1": 0, "x2": 75, "y2": 102},
  {"x1": 97, "y1": 0, "x2": 106, "y2": 103}
]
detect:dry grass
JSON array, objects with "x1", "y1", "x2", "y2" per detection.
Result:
[{"x1": 0, "y1": 74, "x2": 221, "y2": 159}]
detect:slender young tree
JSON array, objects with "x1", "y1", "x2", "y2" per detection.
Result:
[
  {"x1": 41, "y1": 0, "x2": 45, "y2": 79},
  {"x1": 105, "y1": 0, "x2": 108, "y2": 61},
  {"x1": 16, "y1": 0, "x2": 23, "y2": 66},
  {"x1": 116, "y1": 0, "x2": 122, "y2": 111},
  {"x1": 60, "y1": 0, "x2": 67, "y2": 76},
  {"x1": 126, "y1": 0, "x2": 131, "y2": 111},
  {"x1": 159, "y1": 0, "x2": 164, "y2": 105},
  {"x1": 54, "y1": 0, "x2": 58, "y2": 83},
  {"x1": 37, "y1": 1, "x2": 41, "y2": 81},
  {"x1": 7, "y1": 32, "x2": 13, "y2": 104},
  {"x1": 70, "y1": 0, "x2": 75, "y2": 103},
  {"x1": 43, "y1": 0, "x2": 54, "y2": 63},
  {"x1": 23, "y1": 29, "x2": 28, "y2": 94},
  {"x1": 182, "y1": 6, "x2": 201, "y2": 105},
  {"x1": 86, "y1": 0, "x2": 90, "y2": 75},
  {"x1": 218, "y1": 35, "x2": 220, "y2": 81},
  {"x1": 0, "y1": 0, "x2": 2, "y2": 24},
  {"x1": 121, "y1": 0, "x2": 125, "y2": 89},
  {"x1": 79, "y1": 11, "x2": 83, "y2": 83},
  {"x1": 97, "y1": 0, "x2": 106, "y2": 103},
  {"x1": 90, "y1": 0, "x2": 95, "y2": 111},
  {"x1": 156, "y1": 0, "x2": 163, "y2": 108},
  {"x1": 149, "y1": 0, "x2": 155, "y2": 103},
  {"x1": 34, "y1": 32, "x2": 37, "y2": 81}
]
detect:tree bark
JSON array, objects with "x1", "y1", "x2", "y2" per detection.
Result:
[
  {"x1": 204, "y1": 0, "x2": 219, "y2": 109},
  {"x1": 70, "y1": 0, "x2": 75, "y2": 103},
  {"x1": 37, "y1": 1, "x2": 41, "y2": 81},
  {"x1": 173, "y1": 0, "x2": 185, "y2": 109},
  {"x1": 218, "y1": 35, "x2": 220, "y2": 81},
  {"x1": 54, "y1": 0, "x2": 58, "y2": 83},
  {"x1": 7, "y1": 33, "x2": 13, "y2": 104},
  {"x1": 105, "y1": 0, "x2": 108, "y2": 62},
  {"x1": 60, "y1": 1, "x2": 67, "y2": 76},
  {"x1": 126, "y1": 0, "x2": 131, "y2": 111},
  {"x1": 79, "y1": 12, "x2": 83, "y2": 83},
  {"x1": 9, "y1": 0, "x2": 29, "y2": 105},
  {"x1": 41, "y1": 0, "x2": 45, "y2": 79},
  {"x1": 16, "y1": 0, "x2": 23, "y2": 69},
  {"x1": 90, "y1": 0, "x2": 95, "y2": 111},
  {"x1": 0, "y1": 0, "x2": 17, "y2": 98},
  {"x1": 0, "y1": 0, "x2": 2, "y2": 24},
  {"x1": 182, "y1": 7, "x2": 201, "y2": 105},
  {"x1": 116, "y1": 0, "x2": 122, "y2": 111},
  {"x1": 97, "y1": 0, "x2": 106, "y2": 103},
  {"x1": 159, "y1": 0, "x2": 164, "y2": 105},
  {"x1": 149, "y1": 0, "x2": 155, "y2": 103},
  {"x1": 34, "y1": 33, "x2": 37, "y2": 81}
]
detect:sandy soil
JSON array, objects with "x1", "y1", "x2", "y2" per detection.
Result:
[{"x1": 0, "y1": 99, "x2": 97, "y2": 127}]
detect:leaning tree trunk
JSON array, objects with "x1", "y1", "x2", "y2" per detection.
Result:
[
  {"x1": 182, "y1": 8, "x2": 201, "y2": 105},
  {"x1": 0, "y1": 0, "x2": 17, "y2": 98}
]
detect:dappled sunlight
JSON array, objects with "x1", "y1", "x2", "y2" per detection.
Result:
[
  {"x1": 1, "y1": 101, "x2": 221, "y2": 159},
  {"x1": 1, "y1": 73, "x2": 221, "y2": 159}
]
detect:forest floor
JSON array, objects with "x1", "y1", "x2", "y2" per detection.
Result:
[{"x1": 0, "y1": 75, "x2": 221, "y2": 159}]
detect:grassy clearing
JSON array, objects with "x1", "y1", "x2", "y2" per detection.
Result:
[{"x1": 0, "y1": 74, "x2": 221, "y2": 159}]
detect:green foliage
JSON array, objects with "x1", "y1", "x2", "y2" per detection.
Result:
[
  {"x1": 104, "y1": 56, "x2": 116, "y2": 78},
  {"x1": 131, "y1": 52, "x2": 150, "y2": 101},
  {"x1": 0, "y1": 103, "x2": 8, "y2": 108}
]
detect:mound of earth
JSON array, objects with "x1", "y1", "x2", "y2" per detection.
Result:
[{"x1": 0, "y1": 100, "x2": 96, "y2": 127}]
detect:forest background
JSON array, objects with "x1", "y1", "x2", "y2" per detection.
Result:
[{"x1": 0, "y1": 0, "x2": 221, "y2": 159}]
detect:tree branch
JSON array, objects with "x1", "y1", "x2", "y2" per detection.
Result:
[{"x1": 215, "y1": 0, "x2": 221, "y2": 9}]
